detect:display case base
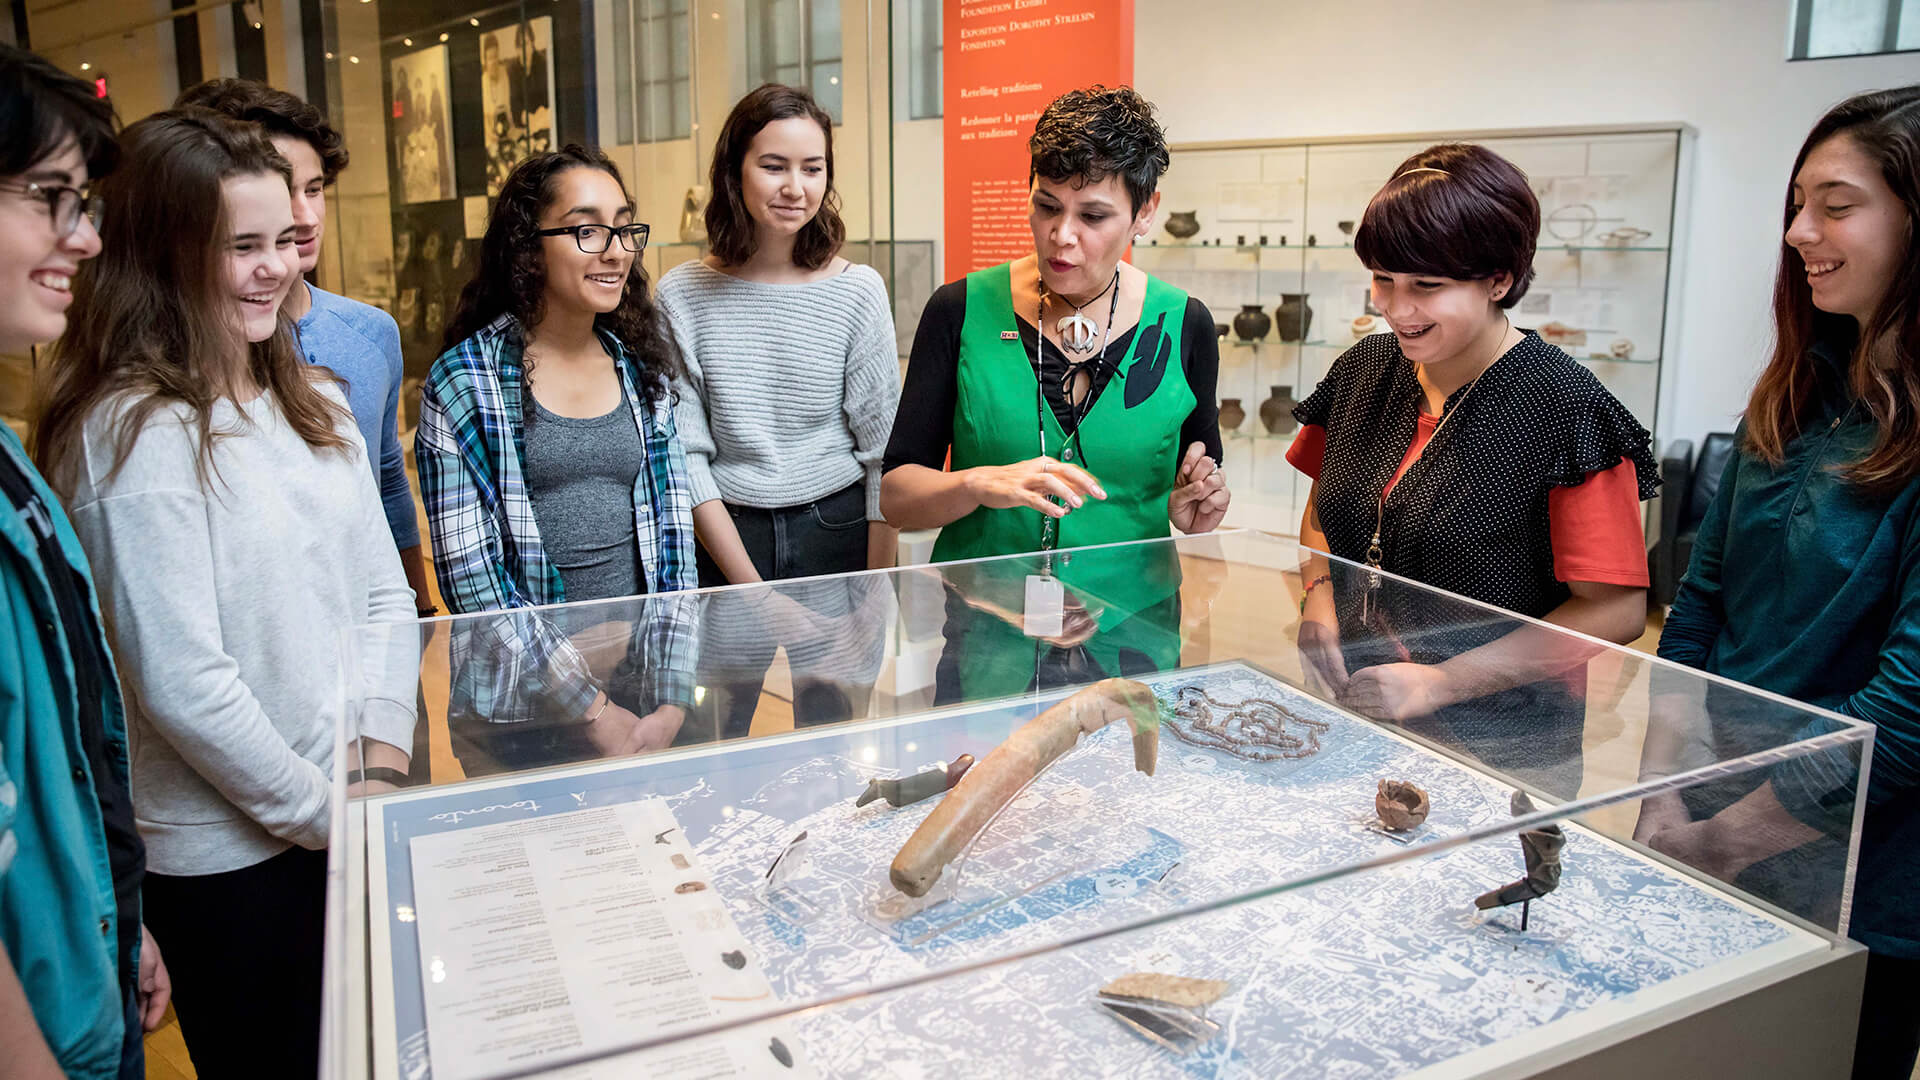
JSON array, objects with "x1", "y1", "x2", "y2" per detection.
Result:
[{"x1": 1520, "y1": 941, "x2": 1865, "y2": 1080}]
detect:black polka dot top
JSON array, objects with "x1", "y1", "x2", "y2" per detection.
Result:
[{"x1": 1296, "y1": 330, "x2": 1661, "y2": 621}]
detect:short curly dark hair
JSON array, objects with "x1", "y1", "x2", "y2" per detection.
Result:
[
  {"x1": 441, "y1": 145, "x2": 676, "y2": 410},
  {"x1": 1354, "y1": 143, "x2": 1539, "y2": 309},
  {"x1": 1028, "y1": 85, "x2": 1169, "y2": 213},
  {"x1": 174, "y1": 77, "x2": 349, "y2": 185}
]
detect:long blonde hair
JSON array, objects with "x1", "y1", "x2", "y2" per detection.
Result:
[{"x1": 33, "y1": 106, "x2": 349, "y2": 489}]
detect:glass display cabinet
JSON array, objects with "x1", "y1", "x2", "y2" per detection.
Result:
[
  {"x1": 326, "y1": 531, "x2": 1866, "y2": 1080},
  {"x1": 1132, "y1": 129, "x2": 1686, "y2": 533}
]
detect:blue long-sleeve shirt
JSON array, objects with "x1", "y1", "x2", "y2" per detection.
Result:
[
  {"x1": 296, "y1": 284, "x2": 422, "y2": 552},
  {"x1": 1659, "y1": 324, "x2": 1920, "y2": 956}
]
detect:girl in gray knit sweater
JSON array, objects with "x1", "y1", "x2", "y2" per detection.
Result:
[{"x1": 657, "y1": 84, "x2": 897, "y2": 740}]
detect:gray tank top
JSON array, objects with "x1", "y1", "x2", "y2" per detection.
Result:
[{"x1": 524, "y1": 380, "x2": 648, "y2": 602}]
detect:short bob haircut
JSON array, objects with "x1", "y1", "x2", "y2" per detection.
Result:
[
  {"x1": 705, "y1": 83, "x2": 844, "y2": 270},
  {"x1": 0, "y1": 43, "x2": 119, "y2": 181},
  {"x1": 1029, "y1": 85, "x2": 1169, "y2": 214},
  {"x1": 1354, "y1": 143, "x2": 1539, "y2": 309},
  {"x1": 175, "y1": 77, "x2": 350, "y2": 185}
]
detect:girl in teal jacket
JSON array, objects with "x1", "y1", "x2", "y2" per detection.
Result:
[{"x1": 1650, "y1": 86, "x2": 1920, "y2": 1079}]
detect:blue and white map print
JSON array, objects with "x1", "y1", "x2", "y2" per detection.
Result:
[{"x1": 367, "y1": 663, "x2": 1820, "y2": 1079}]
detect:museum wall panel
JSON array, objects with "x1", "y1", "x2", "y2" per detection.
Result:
[{"x1": 877, "y1": 0, "x2": 1917, "y2": 456}]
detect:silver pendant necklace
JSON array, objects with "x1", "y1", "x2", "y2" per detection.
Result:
[{"x1": 1050, "y1": 270, "x2": 1119, "y2": 356}]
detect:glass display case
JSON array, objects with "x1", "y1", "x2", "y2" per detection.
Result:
[
  {"x1": 327, "y1": 531, "x2": 1867, "y2": 1079},
  {"x1": 1132, "y1": 129, "x2": 1686, "y2": 533}
]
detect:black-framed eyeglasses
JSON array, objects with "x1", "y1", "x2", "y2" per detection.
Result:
[
  {"x1": 0, "y1": 180, "x2": 102, "y2": 237},
  {"x1": 536, "y1": 222, "x2": 649, "y2": 254}
]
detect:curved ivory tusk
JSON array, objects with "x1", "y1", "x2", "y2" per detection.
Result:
[{"x1": 889, "y1": 678, "x2": 1161, "y2": 898}]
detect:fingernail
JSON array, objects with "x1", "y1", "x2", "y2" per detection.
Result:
[
  {"x1": 1069, "y1": 494, "x2": 1083, "y2": 507},
  {"x1": 1093, "y1": 486, "x2": 1108, "y2": 499}
]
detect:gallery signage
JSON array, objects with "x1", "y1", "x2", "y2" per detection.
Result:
[{"x1": 942, "y1": 0, "x2": 1135, "y2": 280}]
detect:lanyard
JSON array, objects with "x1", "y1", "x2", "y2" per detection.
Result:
[{"x1": 1033, "y1": 272, "x2": 1122, "y2": 555}]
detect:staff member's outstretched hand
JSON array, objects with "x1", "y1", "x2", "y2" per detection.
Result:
[{"x1": 964, "y1": 456, "x2": 1106, "y2": 518}]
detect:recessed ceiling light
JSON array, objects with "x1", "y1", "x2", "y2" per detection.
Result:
[
  {"x1": 348, "y1": 55, "x2": 360, "y2": 63},
  {"x1": 439, "y1": 32, "x2": 449, "y2": 41},
  {"x1": 468, "y1": 17, "x2": 479, "y2": 25},
  {"x1": 403, "y1": 37, "x2": 412, "y2": 45},
  {"x1": 79, "y1": 61, "x2": 91, "y2": 70}
]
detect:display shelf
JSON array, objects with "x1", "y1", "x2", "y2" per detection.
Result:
[
  {"x1": 1135, "y1": 126, "x2": 1685, "y2": 525},
  {"x1": 1224, "y1": 338, "x2": 1360, "y2": 351},
  {"x1": 1143, "y1": 241, "x2": 1672, "y2": 254}
]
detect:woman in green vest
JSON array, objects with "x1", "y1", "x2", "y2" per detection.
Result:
[{"x1": 880, "y1": 85, "x2": 1228, "y2": 700}]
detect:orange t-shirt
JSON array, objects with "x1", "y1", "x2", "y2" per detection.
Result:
[{"x1": 1286, "y1": 418, "x2": 1648, "y2": 587}]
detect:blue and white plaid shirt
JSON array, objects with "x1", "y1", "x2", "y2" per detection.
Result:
[{"x1": 416, "y1": 313, "x2": 698, "y2": 724}]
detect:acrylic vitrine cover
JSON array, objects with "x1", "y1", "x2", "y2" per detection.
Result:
[{"x1": 326, "y1": 531, "x2": 1869, "y2": 1080}]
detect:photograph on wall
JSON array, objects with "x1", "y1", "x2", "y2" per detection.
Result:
[
  {"x1": 390, "y1": 44, "x2": 457, "y2": 204},
  {"x1": 481, "y1": 18, "x2": 556, "y2": 194}
]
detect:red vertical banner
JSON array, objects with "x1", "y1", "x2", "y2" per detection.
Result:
[{"x1": 943, "y1": 0, "x2": 1135, "y2": 281}]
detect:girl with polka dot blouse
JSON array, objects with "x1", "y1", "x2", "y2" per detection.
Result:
[{"x1": 1289, "y1": 142, "x2": 1660, "y2": 793}]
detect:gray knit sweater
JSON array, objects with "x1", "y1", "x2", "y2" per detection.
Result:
[{"x1": 657, "y1": 260, "x2": 900, "y2": 521}]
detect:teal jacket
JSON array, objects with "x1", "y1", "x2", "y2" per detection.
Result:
[
  {"x1": 1659, "y1": 323, "x2": 1920, "y2": 957},
  {"x1": 0, "y1": 424, "x2": 135, "y2": 1078}
]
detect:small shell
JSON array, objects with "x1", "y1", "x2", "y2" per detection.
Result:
[{"x1": 1375, "y1": 779, "x2": 1431, "y2": 831}]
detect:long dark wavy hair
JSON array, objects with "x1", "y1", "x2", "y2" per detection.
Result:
[
  {"x1": 704, "y1": 84, "x2": 844, "y2": 270},
  {"x1": 1747, "y1": 85, "x2": 1920, "y2": 494},
  {"x1": 35, "y1": 107, "x2": 350, "y2": 489},
  {"x1": 442, "y1": 144, "x2": 675, "y2": 407}
]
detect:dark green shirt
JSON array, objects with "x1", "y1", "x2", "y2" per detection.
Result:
[{"x1": 1660, "y1": 321, "x2": 1920, "y2": 956}]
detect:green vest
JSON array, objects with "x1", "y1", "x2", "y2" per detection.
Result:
[
  {"x1": 931, "y1": 262, "x2": 1195, "y2": 698},
  {"x1": 934, "y1": 261, "x2": 1194, "y2": 562}
]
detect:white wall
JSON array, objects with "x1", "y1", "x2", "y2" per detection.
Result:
[
  {"x1": 893, "y1": 0, "x2": 1918, "y2": 449},
  {"x1": 1140, "y1": 0, "x2": 1918, "y2": 448}
]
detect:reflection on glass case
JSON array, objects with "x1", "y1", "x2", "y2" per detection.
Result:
[
  {"x1": 328, "y1": 532, "x2": 1866, "y2": 1080},
  {"x1": 1135, "y1": 128, "x2": 1687, "y2": 533}
]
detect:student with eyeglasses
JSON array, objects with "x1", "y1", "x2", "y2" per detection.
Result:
[
  {"x1": 0, "y1": 42, "x2": 168, "y2": 1080},
  {"x1": 419, "y1": 145, "x2": 697, "y2": 774}
]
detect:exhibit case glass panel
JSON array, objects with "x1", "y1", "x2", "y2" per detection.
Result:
[{"x1": 326, "y1": 531, "x2": 1869, "y2": 1079}]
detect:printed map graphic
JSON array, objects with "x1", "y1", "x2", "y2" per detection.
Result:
[{"x1": 370, "y1": 663, "x2": 1812, "y2": 1079}]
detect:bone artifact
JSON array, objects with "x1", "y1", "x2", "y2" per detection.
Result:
[{"x1": 889, "y1": 679, "x2": 1160, "y2": 897}]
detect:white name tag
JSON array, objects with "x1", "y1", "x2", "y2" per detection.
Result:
[{"x1": 1023, "y1": 574, "x2": 1065, "y2": 639}]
